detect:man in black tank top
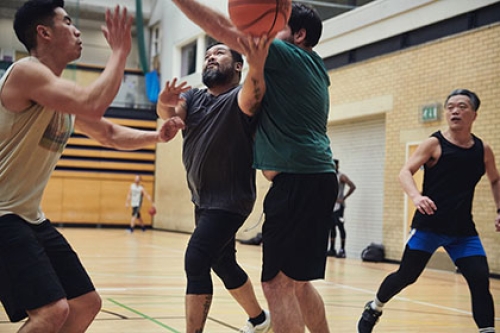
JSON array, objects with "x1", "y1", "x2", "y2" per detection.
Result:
[
  {"x1": 157, "y1": 40, "x2": 274, "y2": 333},
  {"x1": 359, "y1": 89, "x2": 500, "y2": 333}
]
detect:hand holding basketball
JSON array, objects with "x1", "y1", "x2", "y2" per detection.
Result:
[{"x1": 228, "y1": 0, "x2": 292, "y2": 36}]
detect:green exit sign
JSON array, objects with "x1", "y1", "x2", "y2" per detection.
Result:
[{"x1": 420, "y1": 103, "x2": 440, "y2": 122}]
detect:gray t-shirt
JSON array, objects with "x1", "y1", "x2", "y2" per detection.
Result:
[{"x1": 181, "y1": 86, "x2": 257, "y2": 216}]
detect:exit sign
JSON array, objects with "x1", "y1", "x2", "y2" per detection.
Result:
[{"x1": 420, "y1": 103, "x2": 440, "y2": 122}]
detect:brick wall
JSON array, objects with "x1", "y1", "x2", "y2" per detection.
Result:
[{"x1": 328, "y1": 23, "x2": 500, "y2": 272}]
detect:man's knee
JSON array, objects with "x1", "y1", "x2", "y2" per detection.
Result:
[
  {"x1": 262, "y1": 271, "x2": 295, "y2": 293},
  {"x1": 75, "y1": 291, "x2": 102, "y2": 319},
  {"x1": 185, "y1": 247, "x2": 213, "y2": 294},
  {"x1": 27, "y1": 299, "x2": 70, "y2": 331},
  {"x1": 212, "y1": 262, "x2": 247, "y2": 290}
]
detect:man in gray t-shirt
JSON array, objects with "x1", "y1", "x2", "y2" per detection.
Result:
[{"x1": 157, "y1": 40, "x2": 273, "y2": 333}]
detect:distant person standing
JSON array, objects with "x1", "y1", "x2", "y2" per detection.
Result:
[
  {"x1": 125, "y1": 175, "x2": 154, "y2": 232},
  {"x1": 358, "y1": 89, "x2": 500, "y2": 333},
  {"x1": 327, "y1": 159, "x2": 356, "y2": 258}
]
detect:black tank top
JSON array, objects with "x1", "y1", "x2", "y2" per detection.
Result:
[{"x1": 411, "y1": 131, "x2": 485, "y2": 236}]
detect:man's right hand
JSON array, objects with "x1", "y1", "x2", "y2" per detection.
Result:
[
  {"x1": 101, "y1": 6, "x2": 133, "y2": 58},
  {"x1": 158, "y1": 78, "x2": 191, "y2": 108}
]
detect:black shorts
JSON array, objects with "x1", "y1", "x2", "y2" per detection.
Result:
[
  {"x1": 132, "y1": 206, "x2": 141, "y2": 218},
  {"x1": 261, "y1": 173, "x2": 338, "y2": 282},
  {"x1": 0, "y1": 214, "x2": 95, "y2": 322}
]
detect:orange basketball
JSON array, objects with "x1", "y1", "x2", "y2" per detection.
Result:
[
  {"x1": 228, "y1": 0, "x2": 292, "y2": 36},
  {"x1": 148, "y1": 206, "x2": 157, "y2": 216}
]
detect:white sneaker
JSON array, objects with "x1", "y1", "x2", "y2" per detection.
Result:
[{"x1": 239, "y1": 309, "x2": 271, "y2": 333}]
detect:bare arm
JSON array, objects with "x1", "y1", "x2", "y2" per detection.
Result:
[
  {"x1": 75, "y1": 116, "x2": 185, "y2": 150},
  {"x1": 142, "y1": 188, "x2": 154, "y2": 204},
  {"x1": 338, "y1": 174, "x2": 356, "y2": 203},
  {"x1": 237, "y1": 36, "x2": 272, "y2": 116},
  {"x1": 483, "y1": 143, "x2": 500, "y2": 231},
  {"x1": 399, "y1": 137, "x2": 439, "y2": 215},
  {"x1": 2, "y1": 6, "x2": 132, "y2": 120},
  {"x1": 125, "y1": 188, "x2": 132, "y2": 207},
  {"x1": 171, "y1": 0, "x2": 246, "y2": 53}
]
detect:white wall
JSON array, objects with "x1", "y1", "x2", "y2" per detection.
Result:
[
  {"x1": 328, "y1": 118, "x2": 386, "y2": 258},
  {"x1": 0, "y1": 19, "x2": 23, "y2": 60},
  {"x1": 317, "y1": 0, "x2": 500, "y2": 57},
  {"x1": 157, "y1": 0, "x2": 500, "y2": 93},
  {"x1": 0, "y1": 2, "x2": 147, "y2": 69}
]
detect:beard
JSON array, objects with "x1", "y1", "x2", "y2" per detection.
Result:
[{"x1": 202, "y1": 66, "x2": 233, "y2": 88}]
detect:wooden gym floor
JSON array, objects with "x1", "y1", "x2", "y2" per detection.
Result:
[{"x1": 0, "y1": 227, "x2": 498, "y2": 332}]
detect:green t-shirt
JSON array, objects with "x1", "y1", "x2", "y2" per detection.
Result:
[{"x1": 253, "y1": 39, "x2": 335, "y2": 173}]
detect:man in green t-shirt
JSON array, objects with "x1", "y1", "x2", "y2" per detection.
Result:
[{"x1": 172, "y1": 1, "x2": 337, "y2": 332}]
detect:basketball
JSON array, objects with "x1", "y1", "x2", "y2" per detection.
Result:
[
  {"x1": 228, "y1": 0, "x2": 292, "y2": 36},
  {"x1": 148, "y1": 206, "x2": 157, "y2": 216}
]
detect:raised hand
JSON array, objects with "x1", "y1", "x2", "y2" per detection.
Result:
[
  {"x1": 237, "y1": 35, "x2": 272, "y2": 72},
  {"x1": 101, "y1": 6, "x2": 133, "y2": 57},
  {"x1": 158, "y1": 78, "x2": 191, "y2": 108}
]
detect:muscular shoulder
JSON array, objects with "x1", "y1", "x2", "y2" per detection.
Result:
[{"x1": 1, "y1": 58, "x2": 53, "y2": 112}]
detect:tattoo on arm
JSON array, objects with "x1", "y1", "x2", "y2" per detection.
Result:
[{"x1": 248, "y1": 78, "x2": 263, "y2": 115}]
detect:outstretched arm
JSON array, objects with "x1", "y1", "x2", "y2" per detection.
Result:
[
  {"x1": 172, "y1": 0, "x2": 246, "y2": 53},
  {"x1": 237, "y1": 36, "x2": 272, "y2": 116},
  {"x1": 75, "y1": 116, "x2": 185, "y2": 150},
  {"x1": 3, "y1": 6, "x2": 132, "y2": 120}
]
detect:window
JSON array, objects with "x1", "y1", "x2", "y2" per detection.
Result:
[
  {"x1": 150, "y1": 24, "x2": 161, "y2": 71},
  {"x1": 181, "y1": 41, "x2": 197, "y2": 77}
]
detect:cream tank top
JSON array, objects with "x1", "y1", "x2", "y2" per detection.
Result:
[{"x1": 0, "y1": 57, "x2": 74, "y2": 223}]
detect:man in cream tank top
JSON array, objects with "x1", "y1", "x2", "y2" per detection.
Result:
[{"x1": 0, "y1": 1, "x2": 184, "y2": 332}]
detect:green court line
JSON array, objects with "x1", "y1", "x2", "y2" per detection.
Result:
[{"x1": 107, "y1": 298, "x2": 181, "y2": 333}]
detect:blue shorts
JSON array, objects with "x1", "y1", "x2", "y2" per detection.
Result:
[{"x1": 407, "y1": 229, "x2": 486, "y2": 262}]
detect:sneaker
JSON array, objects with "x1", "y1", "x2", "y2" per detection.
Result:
[
  {"x1": 326, "y1": 249, "x2": 337, "y2": 257},
  {"x1": 358, "y1": 301, "x2": 382, "y2": 333},
  {"x1": 240, "y1": 309, "x2": 271, "y2": 333},
  {"x1": 239, "y1": 233, "x2": 263, "y2": 246},
  {"x1": 336, "y1": 249, "x2": 346, "y2": 258}
]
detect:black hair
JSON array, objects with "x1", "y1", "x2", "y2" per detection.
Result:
[
  {"x1": 288, "y1": 2, "x2": 323, "y2": 47},
  {"x1": 445, "y1": 89, "x2": 481, "y2": 111},
  {"x1": 14, "y1": 0, "x2": 65, "y2": 52},
  {"x1": 206, "y1": 42, "x2": 244, "y2": 65}
]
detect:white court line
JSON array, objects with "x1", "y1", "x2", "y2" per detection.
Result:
[
  {"x1": 317, "y1": 279, "x2": 500, "y2": 320},
  {"x1": 97, "y1": 286, "x2": 185, "y2": 292}
]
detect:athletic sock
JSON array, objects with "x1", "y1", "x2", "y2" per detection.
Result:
[
  {"x1": 479, "y1": 328, "x2": 495, "y2": 333},
  {"x1": 249, "y1": 310, "x2": 266, "y2": 326},
  {"x1": 372, "y1": 297, "x2": 385, "y2": 312}
]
